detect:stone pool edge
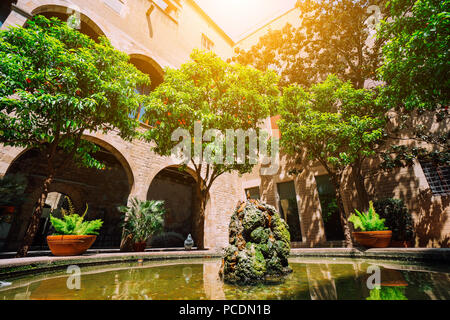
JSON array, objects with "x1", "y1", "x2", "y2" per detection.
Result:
[{"x1": 1, "y1": 248, "x2": 449, "y2": 278}]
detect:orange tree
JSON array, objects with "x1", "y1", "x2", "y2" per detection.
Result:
[
  {"x1": 234, "y1": 0, "x2": 386, "y2": 89},
  {"x1": 278, "y1": 75, "x2": 386, "y2": 246},
  {"x1": 143, "y1": 50, "x2": 279, "y2": 249},
  {"x1": 0, "y1": 16, "x2": 149, "y2": 257}
]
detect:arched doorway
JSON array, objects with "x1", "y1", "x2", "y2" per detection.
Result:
[
  {"x1": 147, "y1": 167, "x2": 204, "y2": 248},
  {"x1": 2, "y1": 143, "x2": 132, "y2": 252}
]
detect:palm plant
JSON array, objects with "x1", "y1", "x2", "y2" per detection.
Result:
[
  {"x1": 119, "y1": 198, "x2": 165, "y2": 243},
  {"x1": 348, "y1": 201, "x2": 387, "y2": 232}
]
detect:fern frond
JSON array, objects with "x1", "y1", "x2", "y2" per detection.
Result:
[{"x1": 49, "y1": 201, "x2": 103, "y2": 235}]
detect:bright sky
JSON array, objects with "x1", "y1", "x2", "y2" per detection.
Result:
[{"x1": 194, "y1": 0, "x2": 297, "y2": 41}]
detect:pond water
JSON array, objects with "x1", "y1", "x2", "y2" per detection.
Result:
[{"x1": 0, "y1": 258, "x2": 449, "y2": 300}]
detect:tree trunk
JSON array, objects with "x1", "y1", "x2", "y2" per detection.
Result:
[
  {"x1": 329, "y1": 174, "x2": 353, "y2": 248},
  {"x1": 15, "y1": 172, "x2": 54, "y2": 258},
  {"x1": 192, "y1": 184, "x2": 206, "y2": 250},
  {"x1": 335, "y1": 189, "x2": 353, "y2": 248},
  {"x1": 352, "y1": 164, "x2": 370, "y2": 212}
]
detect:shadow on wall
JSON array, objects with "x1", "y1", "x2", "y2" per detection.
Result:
[
  {"x1": 259, "y1": 153, "x2": 329, "y2": 247},
  {"x1": 365, "y1": 163, "x2": 449, "y2": 248},
  {"x1": 415, "y1": 189, "x2": 449, "y2": 248}
]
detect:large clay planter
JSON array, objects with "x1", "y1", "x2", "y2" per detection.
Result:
[
  {"x1": 133, "y1": 241, "x2": 147, "y2": 252},
  {"x1": 47, "y1": 235, "x2": 97, "y2": 256},
  {"x1": 352, "y1": 231, "x2": 392, "y2": 248}
]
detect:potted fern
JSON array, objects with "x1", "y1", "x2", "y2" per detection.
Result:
[
  {"x1": 348, "y1": 201, "x2": 392, "y2": 248},
  {"x1": 119, "y1": 198, "x2": 165, "y2": 252},
  {"x1": 47, "y1": 197, "x2": 103, "y2": 256}
]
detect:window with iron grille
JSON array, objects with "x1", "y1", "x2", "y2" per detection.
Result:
[{"x1": 420, "y1": 161, "x2": 450, "y2": 196}]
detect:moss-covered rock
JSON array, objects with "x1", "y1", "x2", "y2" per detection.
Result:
[{"x1": 220, "y1": 199, "x2": 292, "y2": 284}]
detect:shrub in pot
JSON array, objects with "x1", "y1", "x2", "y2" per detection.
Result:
[
  {"x1": 349, "y1": 201, "x2": 392, "y2": 248},
  {"x1": 373, "y1": 198, "x2": 414, "y2": 247},
  {"x1": 119, "y1": 198, "x2": 165, "y2": 252},
  {"x1": 47, "y1": 197, "x2": 103, "y2": 256}
]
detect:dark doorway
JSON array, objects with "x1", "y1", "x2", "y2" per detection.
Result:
[
  {"x1": 147, "y1": 167, "x2": 197, "y2": 248},
  {"x1": 315, "y1": 175, "x2": 345, "y2": 241},
  {"x1": 277, "y1": 181, "x2": 302, "y2": 242}
]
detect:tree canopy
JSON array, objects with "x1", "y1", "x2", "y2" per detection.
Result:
[
  {"x1": 0, "y1": 15, "x2": 149, "y2": 257},
  {"x1": 143, "y1": 50, "x2": 280, "y2": 248},
  {"x1": 143, "y1": 49, "x2": 280, "y2": 181},
  {"x1": 0, "y1": 15, "x2": 148, "y2": 170},
  {"x1": 234, "y1": 0, "x2": 386, "y2": 88},
  {"x1": 278, "y1": 75, "x2": 386, "y2": 243},
  {"x1": 377, "y1": 0, "x2": 449, "y2": 167}
]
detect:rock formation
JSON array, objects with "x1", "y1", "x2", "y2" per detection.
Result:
[{"x1": 220, "y1": 199, "x2": 292, "y2": 284}]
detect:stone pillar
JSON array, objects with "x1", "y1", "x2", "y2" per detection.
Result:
[{"x1": 0, "y1": 3, "x2": 32, "y2": 30}]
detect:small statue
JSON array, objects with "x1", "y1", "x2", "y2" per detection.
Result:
[{"x1": 184, "y1": 234, "x2": 194, "y2": 250}]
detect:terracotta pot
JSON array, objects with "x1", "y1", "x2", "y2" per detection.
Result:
[
  {"x1": 352, "y1": 230, "x2": 392, "y2": 248},
  {"x1": 390, "y1": 240, "x2": 413, "y2": 248},
  {"x1": 47, "y1": 235, "x2": 97, "y2": 256},
  {"x1": 133, "y1": 241, "x2": 147, "y2": 252}
]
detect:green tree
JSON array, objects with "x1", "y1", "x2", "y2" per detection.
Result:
[
  {"x1": 377, "y1": 0, "x2": 449, "y2": 167},
  {"x1": 0, "y1": 16, "x2": 149, "y2": 257},
  {"x1": 234, "y1": 0, "x2": 386, "y2": 88},
  {"x1": 143, "y1": 50, "x2": 279, "y2": 249},
  {"x1": 278, "y1": 75, "x2": 385, "y2": 245}
]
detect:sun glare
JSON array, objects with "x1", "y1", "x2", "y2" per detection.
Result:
[{"x1": 195, "y1": 0, "x2": 297, "y2": 40}]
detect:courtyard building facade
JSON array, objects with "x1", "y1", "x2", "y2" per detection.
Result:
[{"x1": 0, "y1": 0, "x2": 448, "y2": 252}]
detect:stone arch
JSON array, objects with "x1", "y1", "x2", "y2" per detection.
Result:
[
  {"x1": 146, "y1": 165, "x2": 209, "y2": 249},
  {"x1": 30, "y1": 3, "x2": 107, "y2": 41},
  {"x1": 2, "y1": 135, "x2": 135, "y2": 251},
  {"x1": 82, "y1": 134, "x2": 135, "y2": 193},
  {"x1": 129, "y1": 53, "x2": 165, "y2": 89}
]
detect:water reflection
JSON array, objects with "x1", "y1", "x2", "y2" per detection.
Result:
[{"x1": 0, "y1": 258, "x2": 448, "y2": 300}]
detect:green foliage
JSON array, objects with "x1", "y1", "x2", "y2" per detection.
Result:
[
  {"x1": 377, "y1": 0, "x2": 449, "y2": 167},
  {"x1": 366, "y1": 286, "x2": 408, "y2": 300},
  {"x1": 234, "y1": 0, "x2": 385, "y2": 88},
  {"x1": 349, "y1": 201, "x2": 388, "y2": 231},
  {"x1": 49, "y1": 197, "x2": 103, "y2": 235},
  {"x1": 0, "y1": 174, "x2": 28, "y2": 206},
  {"x1": 320, "y1": 198, "x2": 338, "y2": 223},
  {"x1": 119, "y1": 198, "x2": 165, "y2": 243},
  {"x1": 378, "y1": 0, "x2": 449, "y2": 110},
  {"x1": 143, "y1": 49, "x2": 279, "y2": 180},
  {"x1": 373, "y1": 198, "x2": 414, "y2": 241},
  {"x1": 278, "y1": 75, "x2": 386, "y2": 172},
  {"x1": 0, "y1": 15, "x2": 148, "y2": 170}
]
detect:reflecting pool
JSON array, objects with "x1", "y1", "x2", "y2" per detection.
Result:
[{"x1": 0, "y1": 258, "x2": 449, "y2": 300}]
